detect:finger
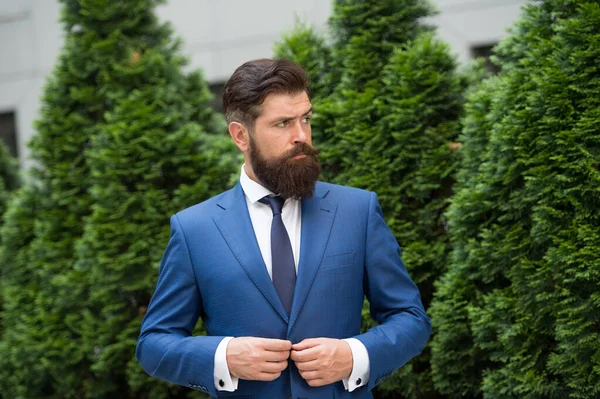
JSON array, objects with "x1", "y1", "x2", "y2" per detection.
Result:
[
  {"x1": 261, "y1": 339, "x2": 293, "y2": 352},
  {"x1": 256, "y1": 371, "x2": 282, "y2": 382},
  {"x1": 299, "y1": 370, "x2": 321, "y2": 381},
  {"x1": 260, "y1": 360, "x2": 289, "y2": 373},
  {"x1": 305, "y1": 378, "x2": 326, "y2": 387},
  {"x1": 263, "y1": 349, "x2": 291, "y2": 362},
  {"x1": 290, "y1": 346, "x2": 320, "y2": 363},
  {"x1": 292, "y1": 338, "x2": 321, "y2": 351},
  {"x1": 295, "y1": 359, "x2": 320, "y2": 371}
]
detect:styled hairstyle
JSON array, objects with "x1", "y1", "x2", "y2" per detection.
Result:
[{"x1": 222, "y1": 58, "x2": 310, "y2": 130}]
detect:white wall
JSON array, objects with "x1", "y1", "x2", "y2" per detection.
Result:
[
  {"x1": 0, "y1": 0, "x2": 62, "y2": 168},
  {"x1": 0, "y1": 0, "x2": 525, "y2": 168},
  {"x1": 430, "y1": 0, "x2": 525, "y2": 63},
  {"x1": 156, "y1": 0, "x2": 331, "y2": 83}
]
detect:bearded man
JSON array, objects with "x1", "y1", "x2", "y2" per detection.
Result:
[{"x1": 136, "y1": 59, "x2": 430, "y2": 399}]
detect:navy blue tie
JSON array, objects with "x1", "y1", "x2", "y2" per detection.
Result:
[{"x1": 259, "y1": 196, "x2": 296, "y2": 315}]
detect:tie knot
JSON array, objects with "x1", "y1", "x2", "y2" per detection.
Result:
[{"x1": 259, "y1": 195, "x2": 285, "y2": 216}]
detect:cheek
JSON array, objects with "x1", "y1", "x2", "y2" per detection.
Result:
[
  {"x1": 304, "y1": 125, "x2": 312, "y2": 144},
  {"x1": 259, "y1": 135, "x2": 286, "y2": 158}
]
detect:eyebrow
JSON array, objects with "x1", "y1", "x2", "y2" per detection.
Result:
[{"x1": 271, "y1": 107, "x2": 313, "y2": 123}]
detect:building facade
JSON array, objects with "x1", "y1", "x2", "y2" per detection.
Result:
[{"x1": 0, "y1": 0, "x2": 525, "y2": 168}]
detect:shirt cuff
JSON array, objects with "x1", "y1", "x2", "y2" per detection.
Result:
[
  {"x1": 214, "y1": 336, "x2": 239, "y2": 391},
  {"x1": 342, "y1": 338, "x2": 370, "y2": 392}
]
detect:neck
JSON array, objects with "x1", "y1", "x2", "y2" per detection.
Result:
[{"x1": 243, "y1": 163, "x2": 262, "y2": 185}]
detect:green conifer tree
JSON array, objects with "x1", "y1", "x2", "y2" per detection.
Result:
[
  {"x1": 320, "y1": 0, "x2": 435, "y2": 182},
  {"x1": 0, "y1": 0, "x2": 107, "y2": 391},
  {"x1": 275, "y1": 1, "x2": 468, "y2": 397},
  {"x1": 0, "y1": 184, "x2": 43, "y2": 399},
  {"x1": 76, "y1": 51, "x2": 238, "y2": 399},
  {"x1": 428, "y1": 75, "x2": 501, "y2": 399},
  {"x1": 274, "y1": 23, "x2": 334, "y2": 103},
  {"x1": 430, "y1": 1, "x2": 600, "y2": 397},
  {"x1": 0, "y1": 141, "x2": 21, "y2": 399},
  {"x1": 347, "y1": 32, "x2": 466, "y2": 399},
  {"x1": 0, "y1": 1, "x2": 237, "y2": 397},
  {"x1": 0, "y1": 143, "x2": 19, "y2": 218},
  {"x1": 275, "y1": 0, "x2": 435, "y2": 180}
]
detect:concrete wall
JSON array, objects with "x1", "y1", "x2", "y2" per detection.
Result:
[
  {"x1": 429, "y1": 0, "x2": 525, "y2": 63},
  {"x1": 0, "y1": 0, "x2": 62, "y2": 167},
  {"x1": 0, "y1": 0, "x2": 526, "y2": 168},
  {"x1": 157, "y1": 0, "x2": 331, "y2": 83}
]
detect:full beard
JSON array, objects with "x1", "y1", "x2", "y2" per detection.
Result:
[{"x1": 249, "y1": 138, "x2": 321, "y2": 200}]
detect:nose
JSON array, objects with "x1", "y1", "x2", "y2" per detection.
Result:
[{"x1": 292, "y1": 119, "x2": 309, "y2": 144}]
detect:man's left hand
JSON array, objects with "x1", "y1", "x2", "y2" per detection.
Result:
[{"x1": 291, "y1": 338, "x2": 353, "y2": 387}]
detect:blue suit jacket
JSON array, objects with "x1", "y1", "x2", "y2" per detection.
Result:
[{"x1": 137, "y1": 181, "x2": 431, "y2": 399}]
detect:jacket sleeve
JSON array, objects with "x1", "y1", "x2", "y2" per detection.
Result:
[
  {"x1": 354, "y1": 192, "x2": 432, "y2": 390},
  {"x1": 136, "y1": 214, "x2": 224, "y2": 397}
]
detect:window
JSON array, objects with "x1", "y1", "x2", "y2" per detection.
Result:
[
  {"x1": 471, "y1": 44, "x2": 500, "y2": 75},
  {"x1": 209, "y1": 82, "x2": 226, "y2": 114},
  {"x1": 0, "y1": 111, "x2": 18, "y2": 157}
]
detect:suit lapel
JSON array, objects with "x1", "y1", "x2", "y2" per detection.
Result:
[
  {"x1": 212, "y1": 183, "x2": 288, "y2": 323},
  {"x1": 289, "y1": 183, "x2": 337, "y2": 331}
]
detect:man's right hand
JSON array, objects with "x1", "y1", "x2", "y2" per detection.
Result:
[{"x1": 226, "y1": 337, "x2": 292, "y2": 381}]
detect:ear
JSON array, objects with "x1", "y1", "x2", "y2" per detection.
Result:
[{"x1": 228, "y1": 121, "x2": 250, "y2": 152}]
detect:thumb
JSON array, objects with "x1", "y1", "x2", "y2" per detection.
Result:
[{"x1": 292, "y1": 338, "x2": 321, "y2": 351}]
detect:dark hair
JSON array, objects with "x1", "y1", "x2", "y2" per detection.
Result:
[{"x1": 222, "y1": 58, "x2": 310, "y2": 130}]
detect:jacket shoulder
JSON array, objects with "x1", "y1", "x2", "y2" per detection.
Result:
[
  {"x1": 316, "y1": 181, "x2": 372, "y2": 202},
  {"x1": 173, "y1": 186, "x2": 234, "y2": 223}
]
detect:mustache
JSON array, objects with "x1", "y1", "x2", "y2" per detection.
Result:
[{"x1": 283, "y1": 143, "x2": 320, "y2": 161}]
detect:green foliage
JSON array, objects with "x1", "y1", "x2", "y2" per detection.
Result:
[
  {"x1": 329, "y1": 0, "x2": 434, "y2": 91},
  {"x1": 77, "y1": 75, "x2": 238, "y2": 398},
  {"x1": 274, "y1": 22, "x2": 335, "y2": 102},
  {"x1": 276, "y1": 1, "x2": 466, "y2": 398},
  {"x1": 321, "y1": 0, "x2": 435, "y2": 183},
  {"x1": 428, "y1": 75, "x2": 500, "y2": 399},
  {"x1": 357, "y1": 32, "x2": 466, "y2": 399},
  {"x1": 0, "y1": 184, "x2": 44, "y2": 399},
  {"x1": 0, "y1": 142, "x2": 19, "y2": 218},
  {"x1": 0, "y1": 0, "x2": 237, "y2": 398},
  {"x1": 430, "y1": 1, "x2": 600, "y2": 398},
  {"x1": 0, "y1": 141, "x2": 20, "y2": 399}
]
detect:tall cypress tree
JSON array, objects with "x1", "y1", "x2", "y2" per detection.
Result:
[
  {"x1": 345, "y1": 32, "x2": 466, "y2": 399},
  {"x1": 430, "y1": 1, "x2": 600, "y2": 397},
  {"x1": 428, "y1": 2, "x2": 561, "y2": 394},
  {"x1": 0, "y1": 143, "x2": 19, "y2": 218},
  {"x1": 276, "y1": 0, "x2": 435, "y2": 181},
  {"x1": 428, "y1": 75, "x2": 501, "y2": 399},
  {"x1": 320, "y1": 0, "x2": 434, "y2": 182},
  {"x1": 0, "y1": 141, "x2": 20, "y2": 399},
  {"x1": 274, "y1": 24, "x2": 335, "y2": 103},
  {"x1": 275, "y1": 1, "x2": 468, "y2": 397},
  {"x1": 0, "y1": 0, "x2": 237, "y2": 397},
  {"x1": 76, "y1": 48, "x2": 238, "y2": 398},
  {"x1": 0, "y1": 0, "x2": 108, "y2": 393},
  {"x1": 0, "y1": 184, "x2": 43, "y2": 399}
]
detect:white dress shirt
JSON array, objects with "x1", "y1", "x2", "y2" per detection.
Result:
[{"x1": 214, "y1": 165, "x2": 370, "y2": 392}]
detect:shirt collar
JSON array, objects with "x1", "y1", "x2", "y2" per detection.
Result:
[{"x1": 239, "y1": 164, "x2": 274, "y2": 204}]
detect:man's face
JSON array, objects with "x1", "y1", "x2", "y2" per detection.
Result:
[{"x1": 248, "y1": 91, "x2": 320, "y2": 199}]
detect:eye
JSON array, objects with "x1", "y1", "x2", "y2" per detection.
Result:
[
  {"x1": 276, "y1": 120, "x2": 288, "y2": 127},
  {"x1": 301, "y1": 116, "x2": 312, "y2": 124}
]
